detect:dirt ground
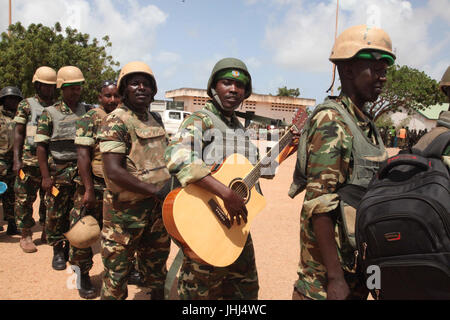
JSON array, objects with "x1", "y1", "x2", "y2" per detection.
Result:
[{"x1": 0, "y1": 149, "x2": 399, "y2": 300}]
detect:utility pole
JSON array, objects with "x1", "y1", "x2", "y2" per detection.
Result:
[
  {"x1": 330, "y1": 0, "x2": 339, "y2": 96},
  {"x1": 8, "y1": 0, "x2": 12, "y2": 36}
]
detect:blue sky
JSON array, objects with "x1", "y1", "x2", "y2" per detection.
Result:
[{"x1": 1, "y1": 0, "x2": 449, "y2": 105}]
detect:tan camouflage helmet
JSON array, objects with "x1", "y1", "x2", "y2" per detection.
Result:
[
  {"x1": 439, "y1": 66, "x2": 450, "y2": 94},
  {"x1": 330, "y1": 24, "x2": 396, "y2": 65},
  {"x1": 117, "y1": 61, "x2": 157, "y2": 96},
  {"x1": 64, "y1": 215, "x2": 100, "y2": 249},
  {"x1": 56, "y1": 66, "x2": 85, "y2": 89},
  {"x1": 32, "y1": 66, "x2": 57, "y2": 85}
]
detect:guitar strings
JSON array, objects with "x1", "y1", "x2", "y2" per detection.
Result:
[{"x1": 234, "y1": 112, "x2": 306, "y2": 200}]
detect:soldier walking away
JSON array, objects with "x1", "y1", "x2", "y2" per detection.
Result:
[
  {"x1": 35, "y1": 66, "x2": 88, "y2": 271},
  {"x1": 288, "y1": 24, "x2": 394, "y2": 300},
  {"x1": 13, "y1": 66, "x2": 57, "y2": 253},
  {"x1": 98, "y1": 61, "x2": 171, "y2": 300},
  {"x1": 65, "y1": 80, "x2": 120, "y2": 299},
  {"x1": 0, "y1": 86, "x2": 23, "y2": 235}
]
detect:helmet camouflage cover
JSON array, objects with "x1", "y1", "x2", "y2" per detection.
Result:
[{"x1": 207, "y1": 57, "x2": 252, "y2": 99}]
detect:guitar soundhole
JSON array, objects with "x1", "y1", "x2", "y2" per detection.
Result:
[{"x1": 229, "y1": 179, "x2": 250, "y2": 204}]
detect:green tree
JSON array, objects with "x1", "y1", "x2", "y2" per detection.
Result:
[
  {"x1": 367, "y1": 64, "x2": 447, "y2": 121},
  {"x1": 0, "y1": 22, "x2": 120, "y2": 104},
  {"x1": 374, "y1": 113, "x2": 394, "y2": 129},
  {"x1": 276, "y1": 86, "x2": 300, "y2": 97}
]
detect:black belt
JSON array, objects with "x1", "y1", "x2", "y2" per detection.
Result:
[{"x1": 53, "y1": 158, "x2": 77, "y2": 165}]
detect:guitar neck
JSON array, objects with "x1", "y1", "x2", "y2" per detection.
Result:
[{"x1": 243, "y1": 127, "x2": 294, "y2": 188}]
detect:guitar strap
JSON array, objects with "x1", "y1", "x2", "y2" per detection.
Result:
[{"x1": 164, "y1": 248, "x2": 184, "y2": 299}]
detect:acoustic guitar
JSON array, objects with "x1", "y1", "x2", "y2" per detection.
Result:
[{"x1": 162, "y1": 108, "x2": 308, "y2": 267}]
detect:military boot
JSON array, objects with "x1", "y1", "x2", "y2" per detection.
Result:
[
  {"x1": 78, "y1": 273, "x2": 96, "y2": 299},
  {"x1": 20, "y1": 228, "x2": 37, "y2": 253},
  {"x1": 63, "y1": 240, "x2": 70, "y2": 261},
  {"x1": 40, "y1": 228, "x2": 47, "y2": 244},
  {"x1": 52, "y1": 242, "x2": 66, "y2": 270},
  {"x1": 6, "y1": 220, "x2": 20, "y2": 235}
]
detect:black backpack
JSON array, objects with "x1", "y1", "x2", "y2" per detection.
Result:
[{"x1": 355, "y1": 131, "x2": 450, "y2": 300}]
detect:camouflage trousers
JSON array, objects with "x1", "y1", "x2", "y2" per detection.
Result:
[
  {"x1": 178, "y1": 234, "x2": 259, "y2": 300},
  {"x1": 101, "y1": 191, "x2": 170, "y2": 300},
  {"x1": 68, "y1": 184, "x2": 103, "y2": 275},
  {"x1": 44, "y1": 183, "x2": 76, "y2": 246},
  {"x1": 14, "y1": 166, "x2": 46, "y2": 229},
  {"x1": 293, "y1": 270, "x2": 368, "y2": 300},
  {"x1": 295, "y1": 210, "x2": 369, "y2": 300},
  {"x1": 0, "y1": 172, "x2": 15, "y2": 222}
]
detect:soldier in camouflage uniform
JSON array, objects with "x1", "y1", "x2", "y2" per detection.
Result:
[
  {"x1": 165, "y1": 58, "x2": 271, "y2": 300},
  {"x1": 288, "y1": 25, "x2": 395, "y2": 300},
  {"x1": 440, "y1": 66, "x2": 450, "y2": 164},
  {"x1": 413, "y1": 66, "x2": 450, "y2": 167},
  {"x1": 13, "y1": 66, "x2": 57, "y2": 252},
  {"x1": 0, "y1": 86, "x2": 23, "y2": 235},
  {"x1": 67, "y1": 80, "x2": 120, "y2": 299},
  {"x1": 36, "y1": 66, "x2": 88, "y2": 271},
  {"x1": 98, "y1": 61, "x2": 171, "y2": 300}
]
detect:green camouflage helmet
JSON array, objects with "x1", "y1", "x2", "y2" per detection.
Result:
[
  {"x1": 439, "y1": 66, "x2": 450, "y2": 94},
  {"x1": 207, "y1": 58, "x2": 252, "y2": 99}
]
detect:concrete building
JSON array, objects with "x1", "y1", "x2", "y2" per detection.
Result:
[
  {"x1": 389, "y1": 103, "x2": 449, "y2": 131},
  {"x1": 165, "y1": 88, "x2": 316, "y2": 126}
]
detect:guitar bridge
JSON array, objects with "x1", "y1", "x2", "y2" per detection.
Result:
[{"x1": 208, "y1": 199, "x2": 232, "y2": 229}]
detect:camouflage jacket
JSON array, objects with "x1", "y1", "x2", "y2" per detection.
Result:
[
  {"x1": 0, "y1": 105, "x2": 15, "y2": 176},
  {"x1": 98, "y1": 103, "x2": 169, "y2": 156},
  {"x1": 74, "y1": 106, "x2": 108, "y2": 190},
  {"x1": 13, "y1": 95, "x2": 52, "y2": 167},
  {"x1": 35, "y1": 100, "x2": 80, "y2": 184},
  {"x1": 98, "y1": 103, "x2": 170, "y2": 196},
  {"x1": 295, "y1": 94, "x2": 379, "y2": 299},
  {"x1": 164, "y1": 101, "x2": 258, "y2": 187}
]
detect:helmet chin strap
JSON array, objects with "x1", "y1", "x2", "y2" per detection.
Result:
[
  {"x1": 326, "y1": 63, "x2": 337, "y2": 94},
  {"x1": 210, "y1": 88, "x2": 243, "y2": 113},
  {"x1": 211, "y1": 88, "x2": 224, "y2": 109}
]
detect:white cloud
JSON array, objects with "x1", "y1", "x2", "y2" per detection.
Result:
[
  {"x1": 246, "y1": 57, "x2": 262, "y2": 69},
  {"x1": 155, "y1": 51, "x2": 182, "y2": 79},
  {"x1": 2, "y1": 0, "x2": 167, "y2": 69},
  {"x1": 264, "y1": 1, "x2": 337, "y2": 73},
  {"x1": 263, "y1": 0, "x2": 450, "y2": 77},
  {"x1": 156, "y1": 51, "x2": 181, "y2": 64}
]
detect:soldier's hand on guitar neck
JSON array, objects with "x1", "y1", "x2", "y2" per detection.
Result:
[{"x1": 195, "y1": 174, "x2": 248, "y2": 226}]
